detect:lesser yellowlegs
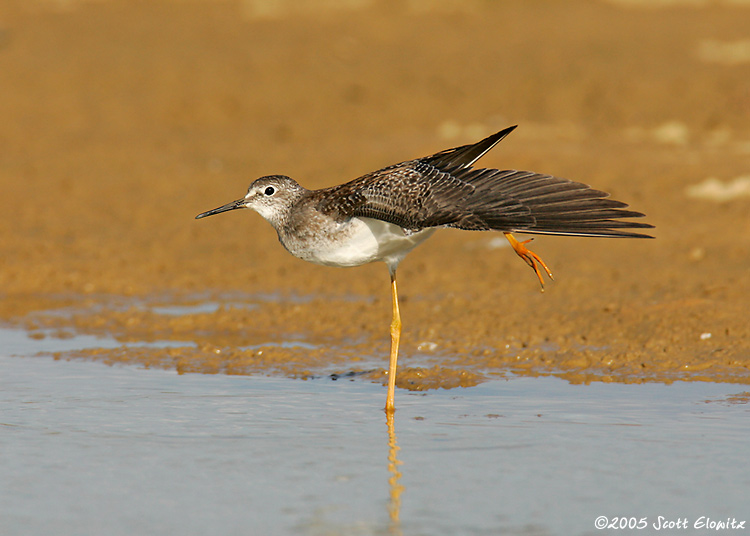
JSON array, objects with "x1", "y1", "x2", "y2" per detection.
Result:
[{"x1": 196, "y1": 125, "x2": 653, "y2": 412}]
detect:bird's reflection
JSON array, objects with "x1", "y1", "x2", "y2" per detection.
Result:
[{"x1": 386, "y1": 411, "x2": 404, "y2": 535}]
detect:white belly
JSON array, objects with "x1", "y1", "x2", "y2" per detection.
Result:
[{"x1": 288, "y1": 217, "x2": 436, "y2": 270}]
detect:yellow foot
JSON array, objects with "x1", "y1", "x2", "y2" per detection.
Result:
[{"x1": 504, "y1": 232, "x2": 554, "y2": 291}]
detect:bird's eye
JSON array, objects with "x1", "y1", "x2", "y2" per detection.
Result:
[{"x1": 264, "y1": 186, "x2": 275, "y2": 196}]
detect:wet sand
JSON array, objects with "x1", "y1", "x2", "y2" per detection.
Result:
[{"x1": 1, "y1": 0, "x2": 749, "y2": 389}]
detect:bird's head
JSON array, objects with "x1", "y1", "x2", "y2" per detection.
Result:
[{"x1": 195, "y1": 175, "x2": 306, "y2": 230}]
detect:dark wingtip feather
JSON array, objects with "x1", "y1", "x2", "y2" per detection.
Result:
[{"x1": 422, "y1": 125, "x2": 517, "y2": 170}]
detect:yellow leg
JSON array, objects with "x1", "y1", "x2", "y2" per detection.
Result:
[
  {"x1": 504, "y1": 232, "x2": 554, "y2": 291},
  {"x1": 385, "y1": 271, "x2": 401, "y2": 414}
]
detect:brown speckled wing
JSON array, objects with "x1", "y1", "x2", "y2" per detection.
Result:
[
  {"x1": 316, "y1": 128, "x2": 654, "y2": 238},
  {"x1": 318, "y1": 162, "x2": 483, "y2": 230}
]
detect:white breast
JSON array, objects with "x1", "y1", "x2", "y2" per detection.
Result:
[{"x1": 286, "y1": 217, "x2": 436, "y2": 271}]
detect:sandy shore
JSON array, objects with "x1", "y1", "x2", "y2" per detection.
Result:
[{"x1": 1, "y1": 0, "x2": 749, "y2": 389}]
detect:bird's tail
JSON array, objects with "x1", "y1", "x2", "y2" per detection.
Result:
[{"x1": 453, "y1": 169, "x2": 654, "y2": 239}]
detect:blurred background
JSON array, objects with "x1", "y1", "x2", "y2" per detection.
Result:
[{"x1": 1, "y1": 0, "x2": 749, "y2": 375}]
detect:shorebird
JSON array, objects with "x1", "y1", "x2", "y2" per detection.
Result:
[{"x1": 196, "y1": 125, "x2": 653, "y2": 412}]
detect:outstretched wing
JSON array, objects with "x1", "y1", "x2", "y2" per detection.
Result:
[{"x1": 316, "y1": 128, "x2": 654, "y2": 238}]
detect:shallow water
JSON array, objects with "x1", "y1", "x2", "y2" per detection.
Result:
[{"x1": 2, "y1": 329, "x2": 748, "y2": 536}]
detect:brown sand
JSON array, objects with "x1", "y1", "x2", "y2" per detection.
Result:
[{"x1": 2, "y1": 0, "x2": 749, "y2": 390}]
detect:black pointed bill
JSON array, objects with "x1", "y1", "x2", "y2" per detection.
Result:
[{"x1": 195, "y1": 198, "x2": 246, "y2": 219}]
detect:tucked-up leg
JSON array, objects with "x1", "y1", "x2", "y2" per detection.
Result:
[
  {"x1": 385, "y1": 270, "x2": 401, "y2": 413},
  {"x1": 504, "y1": 232, "x2": 554, "y2": 291}
]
